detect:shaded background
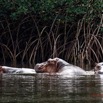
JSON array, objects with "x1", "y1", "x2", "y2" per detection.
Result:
[{"x1": 0, "y1": 0, "x2": 103, "y2": 70}]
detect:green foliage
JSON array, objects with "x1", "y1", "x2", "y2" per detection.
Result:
[
  {"x1": 0, "y1": 0, "x2": 102, "y2": 22},
  {"x1": 0, "y1": 0, "x2": 103, "y2": 66}
]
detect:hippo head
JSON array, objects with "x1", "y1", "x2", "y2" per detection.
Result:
[
  {"x1": 34, "y1": 59, "x2": 58, "y2": 73},
  {"x1": 0, "y1": 66, "x2": 6, "y2": 73},
  {"x1": 34, "y1": 62, "x2": 47, "y2": 73},
  {"x1": 94, "y1": 62, "x2": 103, "y2": 74},
  {"x1": 45, "y1": 59, "x2": 58, "y2": 73}
]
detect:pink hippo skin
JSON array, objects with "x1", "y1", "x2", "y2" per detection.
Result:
[{"x1": 34, "y1": 57, "x2": 87, "y2": 76}]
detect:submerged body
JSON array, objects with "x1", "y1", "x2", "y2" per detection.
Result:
[
  {"x1": 0, "y1": 66, "x2": 36, "y2": 74},
  {"x1": 48, "y1": 58, "x2": 87, "y2": 75},
  {"x1": 34, "y1": 57, "x2": 87, "y2": 76}
]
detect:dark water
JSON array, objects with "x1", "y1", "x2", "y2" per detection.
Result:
[{"x1": 0, "y1": 73, "x2": 103, "y2": 103}]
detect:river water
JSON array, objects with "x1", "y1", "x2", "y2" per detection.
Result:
[{"x1": 0, "y1": 73, "x2": 103, "y2": 103}]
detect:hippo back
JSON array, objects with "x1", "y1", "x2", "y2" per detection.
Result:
[{"x1": 56, "y1": 58, "x2": 86, "y2": 75}]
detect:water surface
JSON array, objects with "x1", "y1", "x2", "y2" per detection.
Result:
[{"x1": 0, "y1": 73, "x2": 102, "y2": 103}]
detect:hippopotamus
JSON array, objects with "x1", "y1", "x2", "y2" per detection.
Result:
[
  {"x1": 0, "y1": 66, "x2": 36, "y2": 74},
  {"x1": 94, "y1": 62, "x2": 103, "y2": 74},
  {"x1": 93, "y1": 62, "x2": 103, "y2": 79},
  {"x1": 34, "y1": 57, "x2": 87, "y2": 76}
]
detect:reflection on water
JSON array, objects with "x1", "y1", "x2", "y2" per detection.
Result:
[{"x1": 0, "y1": 73, "x2": 103, "y2": 103}]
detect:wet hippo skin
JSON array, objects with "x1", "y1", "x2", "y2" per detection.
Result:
[{"x1": 34, "y1": 57, "x2": 87, "y2": 76}]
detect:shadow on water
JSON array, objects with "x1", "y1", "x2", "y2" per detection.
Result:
[{"x1": 0, "y1": 73, "x2": 103, "y2": 103}]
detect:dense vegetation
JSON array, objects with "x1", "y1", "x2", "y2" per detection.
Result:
[{"x1": 0, "y1": 0, "x2": 103, "y2": 69}]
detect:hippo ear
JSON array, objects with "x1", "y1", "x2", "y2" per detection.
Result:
[
  {"x1": 47, "y1": 59, "x2": 52, "y2": 64},
  {"x1": 55, "y1": 58, "x2": 59, "y2": 61},
  {"x1": 53, "y1": 60, "x2": 57, "y2": 65},
  {"x1": 48, "y1": 58, "x2": 55, "y2": 62},
  {"x1": 55, "y1": 60, "x2": 58, "y2": 68},
  {"x1": 47, "y1": 59, "x2": 56, "y2": 64},
  {"x1": 48, "y1": 58, "x2": 52, "y2": 61}
]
